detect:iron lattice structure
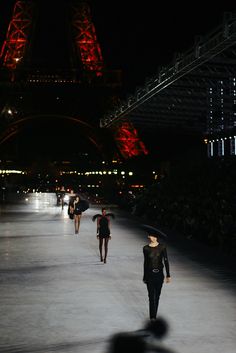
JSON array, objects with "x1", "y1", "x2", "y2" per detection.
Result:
[
  {"x1": 0, "y1": 1, "x2": 35, "y2": 71},
  {"x1": 100, "y1": 13, "x2": 236, "y2": 128},
  {"x1": 0, "y1": 0, "x2": 147, "y2": 161},
  {"x1": 70, "y1": 1, "x2": 104, "y2": 77},
  {"x1": 112, "y1": 120, "x2": 148, "y2": 159},
  {"x1": 100, "y1": 12, "x2": 236, "y2": 158}
]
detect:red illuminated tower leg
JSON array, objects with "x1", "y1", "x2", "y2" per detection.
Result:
[
  {"x1": 0, "y1": 1, "x2": 35, "y2": 81},
  {"x1": 113, "y1": 120, "x2": 148, "y2": 159},
  {"x1": 70, "y1": 1, "x2": 104, "y2": 78}
]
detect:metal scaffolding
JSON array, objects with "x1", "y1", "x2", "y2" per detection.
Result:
[{"x1": 100, "y1": 12, "x2": 236, "y2": 139}]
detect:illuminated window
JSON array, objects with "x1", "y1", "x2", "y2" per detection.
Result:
[
  {"x1": 230, "y1": 137, "x2": 236, "y2": 156},
  {"x1": 218, "y1": 140, "x2": 224, "y2": 156},
  {"x1": 207, "y1": 142, "x2": 214, "y2": 157}
]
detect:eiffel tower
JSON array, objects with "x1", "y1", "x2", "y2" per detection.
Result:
[{"x1": 0, "y1": 0, "x2": 148, "y2": 171}]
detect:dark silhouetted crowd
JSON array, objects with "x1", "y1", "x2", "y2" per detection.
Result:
[{"x1": 131, "y1": 157, "x2": 236, "y2": 257}]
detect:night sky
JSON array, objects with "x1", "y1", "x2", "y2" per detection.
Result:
[
  {"x1": 92, "y1": 1, "x2": 236, "y2": 93},
  {"x1": 0, "y1": 0, "x2": 235, "y2": 165},
  {"x1": 0, "y1": 0, "x2": 235, "y2": 92}
]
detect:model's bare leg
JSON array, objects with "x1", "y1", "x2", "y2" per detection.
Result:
[
  {"x1": 99, "y1": 238, "x2": 103, "y2": 261},
  {"x1": 77, "y1": 215, "x2": 81, "y2": 233},
  {"x1": 74, "y1": 216, "x2": 78, "y2": 233},
  {"x1": 103, "y1": 238, "x2": 109, "y2": 263},
  {"x1": 74, "y1": 215, "x2": 81, "y2": 234}
]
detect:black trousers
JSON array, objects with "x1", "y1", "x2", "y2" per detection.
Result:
[{"x1": 146, "y1": 272, "x2": 164, "y2": 319}]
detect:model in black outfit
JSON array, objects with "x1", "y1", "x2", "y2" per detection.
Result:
[
  {"x1": 143, "y1": 232, "x2": 171, "y2": 320},
  {"x1": 73, "y1": 195, "x2": 82, "y2": 234},
  {"x1": 92, "y1": 208, "x2": 114, "y2": 263}
]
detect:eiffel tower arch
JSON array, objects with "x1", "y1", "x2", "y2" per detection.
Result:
[{"x1": 0, "y1": 0, "x2": 129, "y2": 167}]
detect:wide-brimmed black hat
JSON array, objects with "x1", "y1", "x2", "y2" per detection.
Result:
[{"x1": 141, "y1": 224, "x2": 167, "y2": 239}]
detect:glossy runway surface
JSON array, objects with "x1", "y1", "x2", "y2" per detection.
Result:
[{"x1": 0, "y1": 193, "x2": 236, "y2": 353}]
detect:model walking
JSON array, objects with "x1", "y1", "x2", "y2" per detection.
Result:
[
  {"x1": 73, "y1": 195, "x2": 82, "y2": 234},
  {"x1": 143, "y1": 229, "x2": 171, "y2": 320},
  {"x1": 92, "y1": 208, "x2": 115, "y2": 263}
]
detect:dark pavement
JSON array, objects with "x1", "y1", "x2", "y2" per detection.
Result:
[{"x1": 0, "y1": 193, "x2": 235, "y2": 353}]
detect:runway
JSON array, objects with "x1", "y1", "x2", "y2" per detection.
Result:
[{"x1": 0, "y1": 193, "x2": 235, "y2": 353}]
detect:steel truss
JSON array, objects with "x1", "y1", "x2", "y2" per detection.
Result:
[
  {"x1": 70, "y1": 1, "x2": 104, "y2": 76},
  {"x1": 100, "y1": 12, "x2": 236, "y2": 136},
  {"x1": 0, "y1": 1, "x2": 35, "y2": 71}
]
